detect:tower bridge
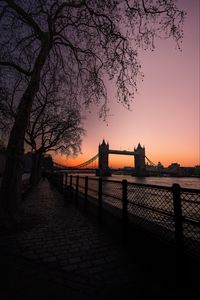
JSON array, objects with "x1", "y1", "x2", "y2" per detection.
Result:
[
  {"x1": 98, "y1": 140, "x2": 146, "y2": 176},
  {"x1": 54, "y1": 140, "x2": 152, "y2": 177}
]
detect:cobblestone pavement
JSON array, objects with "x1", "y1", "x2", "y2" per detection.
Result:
[{"x1": 0, "y1": 179, "x2": 197, "y2": 299}]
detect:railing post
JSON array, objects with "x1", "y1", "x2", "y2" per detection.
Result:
[
  {"x1": 63, "y1": 173, "x2": 68, "y2": 205},
  {"x1": 172, "y1": 183, "x2": 184, "y2": 251},
  {"x1": 65, "y1": 173, "x2": 68, "y2": 187},
  {"x1": 59, "y1": 173, "x2": 64, "y2": 192},
  {"x1": 70, "y1": 175, "x2": 73, "y2": 198},
  {"x1": 98, "y1": 177, "x2": 102, "y2": 224},
  {"x1": 55, "y1": 174, "x2": 57, "y2": 186},
  {"x1": 172, "y1": 183, "x2": 185, "y2": 287},
  {"x1": 57, "y1": 173, "x2": 61, "y2": 189},
  {"x1": 84, "y1": 176, "x2": 88, "y2": 212},
  {"x1": 122, "y1": 179, "x2": 128, "y2": 242},
  {"x1": 75, "y1": 175, "x2": 79, "y2": 206},
  {"x1": 61, "y1": 173, "x2": 64, "y2": 192}
]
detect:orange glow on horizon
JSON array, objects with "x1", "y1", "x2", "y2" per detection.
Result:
[
  {"x1": 53, "y1": 150, "x2": 199, "y2": 168},
  {"x1": 52, "y1": 1, "x2": 199, "y2": 171}
]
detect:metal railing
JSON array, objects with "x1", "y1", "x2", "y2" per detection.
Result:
[{"x1": 50, "y1": 173, "x2": 200, "y2": 257}]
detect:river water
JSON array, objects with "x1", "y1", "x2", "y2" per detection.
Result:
[
  {"x1": 111, "y1": 174, "x2": 200, "y2": 189},
  {"x1": 67, "y1": 173, "x2": 200, "y2": 189}
]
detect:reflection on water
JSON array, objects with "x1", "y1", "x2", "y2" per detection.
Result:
[
  {"x1": 68, "y1": 173, "x2": 200, "y2": 189},
  {"x1": 112, "y1": 175, "x2": 200, "y2": 189}
]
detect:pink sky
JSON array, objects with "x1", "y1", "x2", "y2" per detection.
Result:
[{"x1": 54, "y1": 0, "x2": 200, "y2": 168}]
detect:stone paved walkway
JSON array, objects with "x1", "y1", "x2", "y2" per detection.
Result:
[{"x1": 0, "y1": 179, "x2": 198, "y2": 299}]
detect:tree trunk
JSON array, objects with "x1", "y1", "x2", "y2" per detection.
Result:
[
  {"x1": 30, "y1": 152, "x2": 42, "y2": 185},
  {"x1": 0, "y1": 39, "x2": 51, "y2": 219}
]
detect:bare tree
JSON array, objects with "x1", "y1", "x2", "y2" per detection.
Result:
[
  {"x1": 25, "y1": 74, "x2": 84, "y2": 185},
  {"x1": 1, "y1": 66, "x2": 84, "y2": 184},
  {"x1": 0, "y1": 0, "x2": 185, "y2": 218}
]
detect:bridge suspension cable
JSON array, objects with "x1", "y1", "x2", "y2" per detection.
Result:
[
  {"x1": 53, "y1": 153, "x2": 155, "y2": 170},
  {"x1": 145, "y1": 156, "x2": 155, "y2": 166},
  {"x1": 72, "y1": 153, "x2": 99, "y2": 168}
]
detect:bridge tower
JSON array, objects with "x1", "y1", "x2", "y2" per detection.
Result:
[
  {"x1": 97, "y1": 140, "x2": 111, "y2": 176},
  {"x1": 134, "y1": 143, "x2": 146, "y2": 176}
]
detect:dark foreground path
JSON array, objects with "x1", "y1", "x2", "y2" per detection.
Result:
[{"x1": 0, "y1": 179, "x2": 198, "y2": 299}]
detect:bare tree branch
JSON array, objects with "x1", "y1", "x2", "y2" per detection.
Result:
[
  {"x1": 3, "y1": 0, "x2": 45, "y2": 40},
  {"x1": 0, "y1": 61, "x2": 32, "y2": 75}
]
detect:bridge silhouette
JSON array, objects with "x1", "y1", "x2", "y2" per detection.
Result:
[{"x1": 53, "y1": 140, "x2": 155, "y2": 176}]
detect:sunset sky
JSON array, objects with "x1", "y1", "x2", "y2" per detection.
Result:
[{"x1": 54, "y1": 0, "x2": 200, "y2": 168}]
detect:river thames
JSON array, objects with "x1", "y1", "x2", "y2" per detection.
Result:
[
  {"x1": 111, "y1": 175, "x2": 200, "y2": 189},
  {"x1": 68, "y1": 173, "x2": 200, "y2": 189}
]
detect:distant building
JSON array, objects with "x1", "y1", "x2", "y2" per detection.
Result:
[
  {"x1": 166, "y1": 163, "x2": 198, "y2": 177},
  {"x1": 195, "y1": 165, "x2": 200, "y2": 176},
  {"x1": 23, "y1": 152, "x2": 53, "y2": 173},
  {"x1": 167, "y1": 163, "x2": 181, "y2": 176},
  {"x1": 179, "y1": 167, "x2": 198, "y2": 177},
  {"x1": 157, "y1": 161, "x2": 164, "y2": 170},
  {"x1": 1, "y1": 149, "x2": 33, "y2": 177}
]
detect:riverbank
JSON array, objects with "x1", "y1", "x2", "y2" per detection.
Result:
[{"x1": 1, "y1": 179, "x2": 200, "y2": 299}]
